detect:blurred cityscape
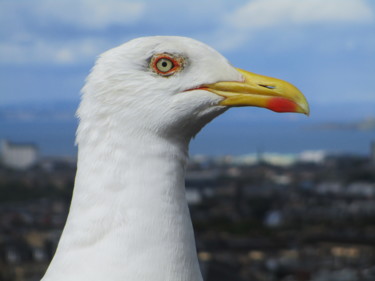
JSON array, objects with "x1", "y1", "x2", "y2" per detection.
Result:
[{"x1": 0, "y1": 139, "x2": 375, "y2": 281}]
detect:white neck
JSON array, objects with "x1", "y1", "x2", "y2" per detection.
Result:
[{"x1": 42, "y1": 124, "x2": 203, "y2": 281}]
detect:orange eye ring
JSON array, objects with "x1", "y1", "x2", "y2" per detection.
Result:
[{"x1": 150, "y1": 54, "x2": 184, "y2": 77}]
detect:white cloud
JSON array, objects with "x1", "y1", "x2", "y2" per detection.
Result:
[
  {"x1": 0, "y1": 0, "x2": 146, "y2": 65},
  {"x1": 36, "y1": 0, "x2": 145, "y2": 29},
  {"x1": 0, "y1": 0, "x2": 374, "y2": 64},
  {"x1": 228, "y1": 0, "x2": 374, "y2": 29},
  {"x1": 209, "y1": 0, "x2": 374, "y2": 51},
  {"x1": 0, "y1": 0, "x2": 145, "y2": 30},
  {"x1": 0, "y1": 38, "x2": 111, "y2": 65}
]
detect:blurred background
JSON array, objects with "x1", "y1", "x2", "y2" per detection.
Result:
[{"x1": 0, "y1": 0, "x2": 375, "y2": 280}]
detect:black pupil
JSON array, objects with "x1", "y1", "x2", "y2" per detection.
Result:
[{"x1": 162, "y1": 61, "x2": 168, "y2": 67}]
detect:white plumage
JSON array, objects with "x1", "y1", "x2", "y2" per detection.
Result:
[{"x1": 42, "y1": 36, "x2": 308, "y2": 281}]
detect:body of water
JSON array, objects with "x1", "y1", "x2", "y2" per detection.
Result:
[{"x1": 1, "y1": 119, "x2": 374, "y2": 157}]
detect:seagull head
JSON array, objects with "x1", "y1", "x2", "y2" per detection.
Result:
[{"x1": 79, "y1": 36, "x2": 309, "y2": 141}]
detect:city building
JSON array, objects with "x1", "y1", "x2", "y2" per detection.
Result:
[{"x1": 0, "y1": 139, "x2": 38, "y2": 170}]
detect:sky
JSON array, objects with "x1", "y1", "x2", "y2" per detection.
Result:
[{"x1": 1, "y1": 0, "x2": 375, "y2": 122}]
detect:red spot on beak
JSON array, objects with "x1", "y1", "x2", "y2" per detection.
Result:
[{"x1": 267, "y1": 97, "x2": 298, "y2": 113}]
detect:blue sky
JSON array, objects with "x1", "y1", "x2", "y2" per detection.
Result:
[{"x1": 1, "y1": 0, "x2": 375, "y2": 122}]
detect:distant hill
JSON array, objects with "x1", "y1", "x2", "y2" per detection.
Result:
[
  {"x1": 312, "y1": 118, "x2": 375, "y2": 131},
  {"x1": 0, "y1": 100, "x2": 78, "y2": 121}
]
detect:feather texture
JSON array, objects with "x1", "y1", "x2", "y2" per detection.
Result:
[{"x1": 42, "y1": 36, "x2": 242, "y2": 281}]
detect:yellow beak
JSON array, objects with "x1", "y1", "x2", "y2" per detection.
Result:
[{"x1": 203, "y1": 68, "x2": 309, "y2": 115}]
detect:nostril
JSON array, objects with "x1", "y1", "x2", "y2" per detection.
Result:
[{"x1": 259, "y1": 84, "x2": 276, "y2": 90}]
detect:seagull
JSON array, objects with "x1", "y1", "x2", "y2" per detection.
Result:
[{"x1": 41, "y1": 36, "x2": 309, "y2": 281}]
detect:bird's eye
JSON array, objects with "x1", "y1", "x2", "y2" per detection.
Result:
[
  {"x1": 156, "y1": 58, "x2": 174, "y2": 73},
  {"x1": 150, "y1": 54, "x2": 184, "y2": 77}
]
